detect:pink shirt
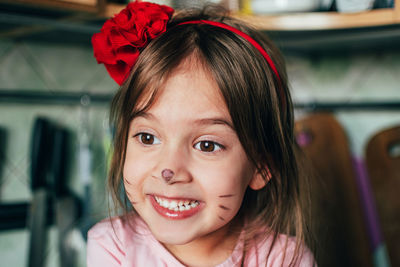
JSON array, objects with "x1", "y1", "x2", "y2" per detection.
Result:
[{"x1": 87, "y1": 216, "x2": 315, "y2": 267}]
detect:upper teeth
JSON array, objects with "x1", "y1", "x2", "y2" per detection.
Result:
[{"x1": 154, "y1": 196, "x2": 199, "y2": 211}]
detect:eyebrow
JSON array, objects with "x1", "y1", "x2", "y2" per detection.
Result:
[
  {"x1": 134, "y1": 112, "x2": 234, "y2": 130},
  {"x1": 134, "y1": 111, "x2": 157, "y2": 121},
  {"x1": 194, "y1": 118, "x2": 234, "y2": 130}
]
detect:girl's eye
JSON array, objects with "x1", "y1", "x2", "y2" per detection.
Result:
[
  {"x1": 136, "y1": 133, "x2": 160, "y2": 145},
  {"x1": 194, "y1": 141, "x2": 223, "y2": 152}
]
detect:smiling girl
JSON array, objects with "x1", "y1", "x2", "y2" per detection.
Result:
[{"x1": 87, "y1": 1, "x2": 315, "y2": 266}]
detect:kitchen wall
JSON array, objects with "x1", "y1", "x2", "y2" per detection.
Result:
[
  {"x1": 288, "y1": 50, "x2": 400, "y2": 156},
  {"x1": 0, "y1": 39, "x2": 116, "y2": 267},
  {"x1": 0, "y1": 38, "x2": 399, "y2": 266}
]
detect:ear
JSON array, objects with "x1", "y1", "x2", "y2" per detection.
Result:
[{"x1": 248, "y1": 169, "x2": 271, "y2": 190}]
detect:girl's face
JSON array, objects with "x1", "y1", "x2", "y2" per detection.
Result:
[{"x1": 123, "y1": 63, "x2": 263, "y2": 249}]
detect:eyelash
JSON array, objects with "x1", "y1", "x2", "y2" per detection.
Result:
[{"x1": 133, "y1": 132, "x2": 225, "y2": 153}]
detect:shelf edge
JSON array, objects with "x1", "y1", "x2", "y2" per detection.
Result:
[
  {"x1": 102, "y1": 4, "x2": 400, "y2": 31},
  {"x1": 1, "y1": 0, "x2": 99, "y2": 13},
  {"x1": 235, "y1": 9, "x2": 399, "y2": 31}
]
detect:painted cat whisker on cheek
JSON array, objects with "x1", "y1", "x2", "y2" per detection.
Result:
[
  {"x1": 219, "y1": 205, "x2": 230, "y2": 210},
  {"x1": 124, "y1": 178, "x2": 133, "y2": 185},
  {"x1": 218, "y1": 215, "x2": 225, "y2": 221},
  {"x1": 219, "y1": 194, "x2": 235, "y2": 198}
]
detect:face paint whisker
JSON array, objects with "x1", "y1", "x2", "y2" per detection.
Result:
[
  {"x1": 219, "y1": 194, "x2": 235, "y2": 198},
  {"x1": 219, "y1": 205, "x2": 230, "y2": 210},
  {"x1": 124, "y1": 178, "x2": 133, "y2": 185},
  {"x1": 218, "y1": 215, "x2": 225, "y2": 221}
]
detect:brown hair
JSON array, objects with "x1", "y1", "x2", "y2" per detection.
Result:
[{"x1": 108, "y1": 6, "x2": 311, "y2": 266}]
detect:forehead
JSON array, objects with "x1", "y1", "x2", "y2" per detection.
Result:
[
  {"x1": 132, "y1": 63, "x2": 233, "y2": 131},
  {"x1": 135, "y1": 56, "x2": 229, "y2": 118}
]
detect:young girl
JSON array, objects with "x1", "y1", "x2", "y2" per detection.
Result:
[{"x1": 88, "y1": 1, "x2": 315, "y2": 266}]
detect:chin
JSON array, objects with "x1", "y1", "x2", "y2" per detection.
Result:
[{"x1": 152, "y1": 228, "x2": 196, "y2": 245}]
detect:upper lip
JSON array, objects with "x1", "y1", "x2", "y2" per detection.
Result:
[{"x1": 149, "y1": 194, "x2": 202, "y2": 202}]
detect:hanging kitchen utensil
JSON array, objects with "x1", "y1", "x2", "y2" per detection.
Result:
[
  {"x1": 78, "y1": 97, "x2": 95, "y2": 240},
  {"x1": 0, "y1": 202, "x2": 29, "y2": 230},
  {"x1": 366, "y1": 126, "x2": 400, "y2": 267},
  {"x1": 295, "y1": 113, "x2": 372, "y2": 267},
  {"x1": 27, "y1": 117, "x2": 53, "y2": 267},
  {"x1": 0, "y1": 124, "x2": 52, "y2": 232},
  {"x1": 352, "y1": 156, "x2": 390, "y2": 267},
  {"x1": 50, "y1": 126, "x2": 80, "y2": 267},
  {"x1": 0, "y1": 126, "x2": 6, "y2": 191}
]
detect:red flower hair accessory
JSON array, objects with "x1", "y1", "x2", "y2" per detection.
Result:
[{"x1": 92, "y1": 1, "x2": 174, "y2": 85}]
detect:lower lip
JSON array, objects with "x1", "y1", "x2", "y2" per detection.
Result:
[{"x1": 149, "y1": 195, "x2": 203, "y2": 220}]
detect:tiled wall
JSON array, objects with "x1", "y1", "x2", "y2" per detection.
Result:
[
  {"x1": 0, "y1": 38, "x2": 399, "y2": 267},
  {"x1": 0, "y1": 40, "x2": 116, "y2": 267},
  {"x1": 288, "y1": 51, "x2": 400, "y2": 156}
]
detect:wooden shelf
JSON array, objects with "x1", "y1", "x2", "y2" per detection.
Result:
[
  {"x1": 2, "y1": 0, "x2": 399, "y2": 31},
  {"x1": 103, "y1": 3, "x2": 125, "y2": 17},
  {"x1": 0, "y1": 0, "x2": 398, "y2": 53},
  {"x1": 236, "y1": 9, "x2": 400, "y2": 31},
  {"x1": 104, "y1": 1, "x2": 400, "y2": 31},
  {"x1": 0, "y1": 0, "x2": 99, "y2": 13}
]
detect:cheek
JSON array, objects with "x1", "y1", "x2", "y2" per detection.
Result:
[
  {"x1": 198, "y1": 159, "x2": 252, "y2": 200},
  {"x1": 123, "y1": 163, "x2": 140, "y2": 202},
  {"x1": 197, "y1": 161, "x2": 251, "y2": 223},
  {"x1": 123, "y1": 146, "x2": 152, "y2": 200}
]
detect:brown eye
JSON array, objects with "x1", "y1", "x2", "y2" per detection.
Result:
[
  {"x1": 195, "y1": 141, "x2": 223, "y2": 153},
  {"x1": 200, "y1": 141, "x2": 214, "y2": 152},
  {"x1": 137, "y1": 133, "x2": 160, "y2": 145}
]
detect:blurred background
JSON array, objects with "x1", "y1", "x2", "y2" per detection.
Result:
[{"x1": 0, "y1": 0, "x2": 399, "y2": 267}]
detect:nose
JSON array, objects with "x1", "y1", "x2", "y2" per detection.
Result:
[
  {"x1": 161, "y1": 169, "x2": 174, "y2": 182},
  {"x1": 156, "y1": 143, "x2": 193, "y2": 185}
]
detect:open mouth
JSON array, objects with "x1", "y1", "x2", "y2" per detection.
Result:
[
  {"x1": 150, "y1": 195, "x2": 203, "y2": 219},
  {"x1": 155, "y1": 196, "x2": 200, "y2": 211}
]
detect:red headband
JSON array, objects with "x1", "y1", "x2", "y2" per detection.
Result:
[
  {"x1": 92, "y1": 1, "x2": 280, "y2": 86},
  {"x1": 178, "y1": 20, "x2": 280, "y2": 82}
]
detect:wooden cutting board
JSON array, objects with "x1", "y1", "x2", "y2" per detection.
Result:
[
  {"x1": 366, "y1": 126, "x2": 400, "y2": 267},
  {"x1": 295, "y1": 113, "x2": 372, "y2": 267}
]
